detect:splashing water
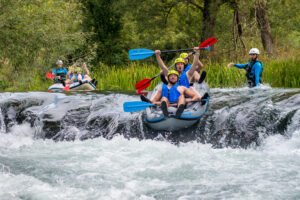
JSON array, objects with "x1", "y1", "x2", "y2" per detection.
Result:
[{"x1": 0, "y1": 87, "x2": 300, "y2": 199}]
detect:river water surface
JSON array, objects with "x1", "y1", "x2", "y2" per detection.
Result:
[{"x1": 0, "y1": 85, "x2": 300, "y2": 199}]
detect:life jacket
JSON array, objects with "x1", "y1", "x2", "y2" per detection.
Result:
[
  {"x1": 184, "y1": 64, "x2": 192, "y2": 72},
  {"x1": 74, "y1": 74, "x2": 84, "y2": 82},
  {"x1": 177, "y1": 72, "x2": 190, "y2": 88},
  {"x1": 161, "y1": 84, "x2": 181, "y2": 103},
  {"x1": 244, "y1": 60, "x2": 263, "y2": 88},
  {"x1": 54, "y1": 67, "x2": 67, "y2": 79}
]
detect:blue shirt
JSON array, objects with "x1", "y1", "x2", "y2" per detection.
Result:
[
  {"x1": 234, "y1": 60, "x2": 263, "y2": 86},
  {"x1": 52, "y1": 67, "x2": 68, "y2": 77}
]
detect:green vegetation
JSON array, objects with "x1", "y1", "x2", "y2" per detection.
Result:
[
  {"x1": 95, "y1": 59, "x2": 300, "y2": 90},
  {"x1": 1, "y1": 58, "x2": 298, "y2": 92},
  {"x1": 0, "y1": 0, "x2": 299, "y2": 91}
]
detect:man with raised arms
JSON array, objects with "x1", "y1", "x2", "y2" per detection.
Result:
[{"x1": 141, "y1": 47, "x2": 208, "y2": 118}]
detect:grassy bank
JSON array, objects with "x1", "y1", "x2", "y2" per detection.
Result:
[
  {"x1": 0, "y1": 58, "x2": 299, "y2": 92},
  {"x1": 93, "y1": 58, "x2": 300, "y2": 90}
]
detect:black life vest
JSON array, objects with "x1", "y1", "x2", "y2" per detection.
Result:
[{"x1": 244, "y1": 60, "x2": 263, "y2": 88}]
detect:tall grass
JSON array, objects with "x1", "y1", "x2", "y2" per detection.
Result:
[
  {"x1": 0, "y1": 58, "x2": 299, "y2": 92},
  {"x1": 91, "y1": 58, "x2": 300, "y2": 90}
]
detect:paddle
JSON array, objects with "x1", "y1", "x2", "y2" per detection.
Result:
[
  {"x1": 134, "y1": 37, "x2": 217, "y2": 91},
  {"x1": 123, "y1": 101, "x2": 155, "y2": 112},
  {"x1": 129, "y1": 47, "x2": 209, "y2": 61},
  {"x1": 135, "y1": 64, "x2": 174, "y2": 92},
  {"x1": 129, "y1": 37, "x2": 217, "y2": 60},
  {"x1": 62, "y1": 84, "x2": 70, "y2": 91},
  {"x1": 123, "y1": 98, "x2": 209, "y2": 112},
  {"x1": 46, "y1": 72, "x2": 54, "y2": 79}
]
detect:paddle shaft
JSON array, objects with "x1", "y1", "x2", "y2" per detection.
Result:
[
  {"x1": 123, "y1": 98, "x2": 208, "y2": 112},
  {"x1": 160, "y1": 47, "x2": 208, "y2": 54}
]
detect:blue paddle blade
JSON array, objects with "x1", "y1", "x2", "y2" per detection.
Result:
[
  {"x1": 123, "y1": 101, "x2": 155, "y2": 112},
  {"x1": 129, "y1": 49, "x2": 155, "y2": 60}
]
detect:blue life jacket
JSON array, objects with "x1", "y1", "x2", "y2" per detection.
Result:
[
  {"x1": 177, "y1": 72, "x2": 190, "y2": 88},
  {"x1": 184, "y1": 64, "x2": 192, "y2": 72},
  {"x1": 161, "y1": 84, "x2": 180, "y2": 103},
  {"x1": 245, "y1": 60, "x2": 263, "y2": 87},
  {"x1": 52, "y1": 67, "x2": 68, "y2": 78},
  {"x1": 74, "y1": 74, "x2": 84, "y2": 82}
]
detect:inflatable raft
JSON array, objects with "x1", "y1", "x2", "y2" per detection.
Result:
[
  {"x1": 144, "y1": 82, "x2": 209, "y2": 131},
  {"x1": 48, "y1": 80, "x2": 96, "y2": 92}
]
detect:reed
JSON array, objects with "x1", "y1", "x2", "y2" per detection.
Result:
[
  {"x1": 91, "y1": 58, "x2": 300, "y2": 90},
  {"x1": 0, "y1": 58, "x2": 299, "y2": 92}
]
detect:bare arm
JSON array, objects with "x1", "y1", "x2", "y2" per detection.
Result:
[
  {"x1": 197, "y1": 59, "x2": 204, "y2": 71},
  {"x1": 155, "y1": 50, "x2": 169, "y2": 76},
  {"x1": 66, "y1": 70, "x2": 72, "y2": 79},
  {"x1": 188, "y1": 52, "x2": 203, "y2": 71},
  {"x1": 187, "y1": 47, "x2": 200, "y2": 77},
  {"x1": 83, "y1": 63, "x2": 90, "y2": 75}
]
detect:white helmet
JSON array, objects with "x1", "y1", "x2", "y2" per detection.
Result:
[
  {"x1": 56, "y1": 60, "x2": 63, "y2": 65},
  {"x1": 249, "y1": 48, "x2": 260, "y2": 55}
]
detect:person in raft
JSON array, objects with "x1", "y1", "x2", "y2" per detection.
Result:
[
  {"x1": 179, "y1": 52, "x2": 206, "y2": 82},
  {"x1": 157, "y1": 48, "x2": 207, "y2": 87},
  {"x1": 140, "y1": 47, "x2": 208, "y2": 117},
  {"x1": 52, "y1": 60, "x2": 68, "y2": 86},
  {"x1": 141, "y1": 70, "x2": 208, "y2": 118},
  {"x1": 66, "y1": 63, "x2": 97, "y2": 86},
  {"x1": 227, "y1": 48, "x2": 263, "y2": 88}
]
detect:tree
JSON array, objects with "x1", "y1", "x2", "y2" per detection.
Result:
[
  {"x1": 80, "y1": 0, "x2": 125, "y2": 65},
  {"x1": 255, "y1": 0, "x2": 274, "y2": 55}
]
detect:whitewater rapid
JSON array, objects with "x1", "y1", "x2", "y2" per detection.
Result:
[{"x1": 0, "y1": 86, "x2": 300, "y2": 199}]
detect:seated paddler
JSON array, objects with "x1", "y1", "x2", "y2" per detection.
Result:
[
  {"x1": 157, "y1": 47, "x2": 206, "y2": 87},
  {"x1": 52, "y1": 60, "x2": 68, "y2": 86},
  {"x1": 141, "y1": 70, "x2": 207, "y2": 118},
  {"x1": 179, "y1": 52, "x2": 205, "y2": 83},
  {"x1": 69, "y1": 67, "x2": 85, "y2": 84},
  {"x1": 82, "y1": 62, "x2": 97, "y2": 86}
]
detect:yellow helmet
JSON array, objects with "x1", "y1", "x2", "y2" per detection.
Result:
[
  {"x1": 168, "y1": 70, "x2": 179, "y2": 77},
  {"x1": 180, "y1": 53, "x2": 188, "y2": 59},
  {"x1": 75, "y1": 67, "x2": 82, "y2": 73},
  {"x1": 174, "y1": 58, "x2": 185, "y2": 65}
]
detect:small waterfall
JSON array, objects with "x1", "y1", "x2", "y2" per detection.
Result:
[{"x1": 0, "y1": 89, "x2": 299, "y2": 148}]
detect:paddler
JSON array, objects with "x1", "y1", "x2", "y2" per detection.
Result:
[
  {"x1": 82, "y1": 63, "x2": 97, "y2": 86},
  {"x1": 156, "y1": 48, "x2": 206, "y2": 87},
  {"x1": 70, "y1": 67, "x2": 85, "y2": 84},
  {"x1": 227, "y1": 48, "x2": 263, "y2": 87},
  {"x1": 141, "y1": 70, "x2": 208, "y2": 118},
  {"x1": 179, "y1": 52, "x2": 206, "y2": 83},
  {"x1": 52, "y1": 60, "x2": 68, "y2": 86},
  {"x1": 66, "y1": 63, "x2": 97, "y2": 86}
]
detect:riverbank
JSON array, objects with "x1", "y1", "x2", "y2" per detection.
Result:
[{"x1": 0, "y1": 58, "x2": 299, "y2": 92}]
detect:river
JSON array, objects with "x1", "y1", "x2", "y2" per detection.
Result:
[{"x1": 0, "y1": 85, "x2": 300, "y2": 199}]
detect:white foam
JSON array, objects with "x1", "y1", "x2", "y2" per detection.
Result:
[{"x1": 0, "y1": 123, "x2": 34, "y2": 149}]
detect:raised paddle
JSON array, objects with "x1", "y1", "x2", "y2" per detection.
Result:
[
  {"x1": 123, "y1": 98, "x2": 209, "y2": 112},
  {"x1": 46, "y1": 73, "x2": 54, "y2": 79},
  {"x1": 134, "y1": 37, "x2": 217, "y2": 91},
  {"x1": 129, "y1": 47, "x2": 209, "y2": 60},
  {"x1": 129, "y1": 37, "x2": 217, "y2": 60}
]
